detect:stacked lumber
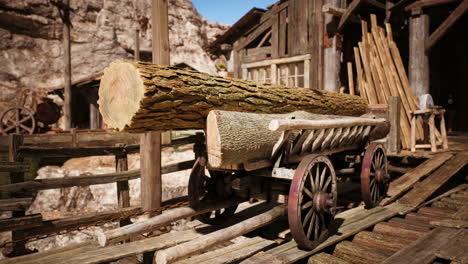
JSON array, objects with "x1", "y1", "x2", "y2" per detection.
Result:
[{"x1": 352, "y1": 14, "x2": 423, "y2": 149}]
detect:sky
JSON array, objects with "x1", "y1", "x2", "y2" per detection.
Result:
[{"x1": 191, "y1": 0, "x2": 277, "y2": 25}]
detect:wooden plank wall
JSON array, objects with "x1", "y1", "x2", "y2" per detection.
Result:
[{"x1": 234, "y1": 0, "x2": 324, "y2": 89}]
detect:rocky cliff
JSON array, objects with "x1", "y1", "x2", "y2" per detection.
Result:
[{"x1": 0, "y1": 0, "x2": 229, "y2": 111}]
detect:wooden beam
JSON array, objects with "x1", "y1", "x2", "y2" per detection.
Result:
[
  {"x1": 134, "y1": 29, "x2": 140, "y2": 61},
  {"x1": 97, "y1": 199, "x2": 242, "y2": 246},
  {"x1": 338, "y1": 0, "x2": 362, "y2": 31},
  {"x1": 63, "y1": 0, "x2": 71, "y2": 130},
  {"x1": 0, "y1": 162, "x2": 29, "y2": 173},
  {"x1": 409, "y1": 11, "x2": 430, "y2": 97},
  {"x1": 323, "y1": 4, "x2": 347, "y2": 16},
  {"x1": 0, "y1": 160, "x2": 194, "y2": 193},
  {"x1": 0, "y1": 197, "x2": 32, "y2": 211},
  {"x1": 405, "y1": 0, "x2": 462, "y2": 11},
  {"x1": 234, "y1": 18, "x2": 274, "y2": 51},
  {"x1": 425, "y1": 0, "x2": 468, "y2": 51},
  {"x1": 387, "y1": 96, "x2": 401, "y2": 154},
  {"x1": 116, "y1": 144, "x2": 131, "y2": 227},
  {"x1": 364, "y1": 0, "x2": 386, "y2": 9},
  {"x1": 0, "y1": 214, "x2": 43, "y2": 232},
  {"x1": 154, "y1": 205, "x2": 287, "y2": 264}
]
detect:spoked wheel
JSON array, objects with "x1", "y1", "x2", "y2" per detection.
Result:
[
  {"x1": 288, "y1": 155, "x2": 338, "y2": 250},
  {"x1": 361, "y1": 143, "x2": 389, "y2": 208},
  {"x1": 188, "y1": 157, "x2": 238, "y2": 225},
  {"x1": 0, "y1": 107, "x2": 35, "y2": 135}
]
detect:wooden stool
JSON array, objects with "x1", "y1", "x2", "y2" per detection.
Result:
[{"x1": 411, "y1": 108, "x2": 449, "y2": 152}]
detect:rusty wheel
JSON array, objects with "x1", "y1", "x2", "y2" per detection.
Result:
[
  {"x1": 361, "y1": 143, "x2": 389, "y2": 208},
  {"x1": 288, "y1": 155, "x2": 337, "y2": 250},
  {"x1": 0, "y1": 107, "x2": 35, "y2": 135},
  {"x1": 188, "y1": 157, "x2": 238, "y2": 225}
]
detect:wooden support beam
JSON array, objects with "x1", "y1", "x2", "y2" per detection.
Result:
[
  {"x1": 134, "y1": 29, "x2": 140, "y2": 61},
  {"x1": 323, "y1": 0, "x2": 342, "y2": 93},
  {"x1": 63, "y1": 0, "x2": 71, "y2": 130},
  {"x1": 405, "y1": 0, "x2": 462, "y2": 11},
  {"x1": 409, "y1": 10, "x2": 430, "y2": 97},
  {"x1": 364, "y1": 0, "x2": 386, "y2": 9},
  {"x1": 425, "y1": 0, "x2": 468, "y2": 51},
  {"x1": 17, "y1": 144, "x2": 140, "y2": 158},
  {"x1": 97, "y1": 199, "x2": 243, "y2": 246},
  {"x1": 154, "y1": 205, "x2": 287, "y2": 264},
  {"x1": 387, "y1": 96, "x2": 401, "y2": 154},
  {"x1": 116, "y1": 144, "x2": 131, "y2": 227},
  {"x1": 0, "y1": 198, "x2": 33, "y2": 211},
  {"x1": 338, "y1": 0, "x2": 362, "y2": 31}
]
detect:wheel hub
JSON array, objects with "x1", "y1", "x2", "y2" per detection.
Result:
[
  {"x1": 312, "y1": 192, "x2": 333, "y2": 212},
  {"x1": 375, "y1": 169, "x2": 388, "y2": 182}
]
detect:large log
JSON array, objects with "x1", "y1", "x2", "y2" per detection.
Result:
[
  {"x1": 207, "y1": 110, "x2": 388, "y2": 168},
  {"x1": 98, "y1": 60, "x2": 367, "y2": 132}
]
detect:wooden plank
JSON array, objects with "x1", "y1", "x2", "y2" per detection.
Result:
[
  {"x1": 19, "y1": 206, "x2": 142, "y2": 238},
  {"x1": 384, "y1": 152, "x2": 454, "y2": 203},
  {"x1": 242, "y1": 54, "x2": 311, "y2": 69},
  {"x1": 452, "y1": 204, "x2": 468, "y2": 220},
  {"x1": 333, "y1": 241, "x2": 390, "y2": 263},
  {"x1": 0, "y1": 197, "x2": 32, "y2": 211},
  {"x1": 259, "y1": 203, "x2": 410, "y2": 263},
  {"x1": 176, "y1": 237, "x2": 275, "y2": 264},
  {"x1": 115, "y1": 144, "x2": 131, "y2": 227},
  {"x1": 347, "y1": 62, "x2": 355, "y2": 95},
  {"x1": 435, "y1": 229, "x2": 468, "y2": 262},
  {"x1": 0, "y1": 162, "x2": 29, "y2": 173},
  {"x1": 430, "y1": 219, "x2": 468, "y2": 228},
  {"x1": 405, "y1": 0, "x2": 462, "y2": 11},
  {"x1": 0, "y1": 160, "x2": 194, "y2": 193},
  {"x1": 17, "y1": 145, "x2": 140, "y2": 158},
  {"x1": 308, "y1": 252, "x2": 351, "y2": 264},
  {"x1": 397, "y1": 152, "x2": 468, "y2": 208},
  {"x1": 278, "y1": 7, "x2": 288, "y2": 57},
  {"x1": 289, "y1": 0, "x2": 309, "y2": 55},
  {"x1": 235, "y1": 18, "x2": 275, "y2": 52},
  {"x1": 383, "y1": 228, "x2": 461, "y2": 264},
  {"x1": 338, "y1": 0, "x2": 362, "y2": 31},
  {"x1": 0, "y1": 214, "x2": 42, "y2": 232},
  {"x1": 425, "y1": 0, "x2": 468, "y2": 51},
  {"x1": 1, "y1": 229, "x2": 204, "y2": 264},
  {"x1": 387, "y1": 96, "x2": 401, "y2": 154}
]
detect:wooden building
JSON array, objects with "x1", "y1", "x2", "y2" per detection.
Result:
[{"x1": 208, "y1": 0, "x2": 468, "y2": 132}]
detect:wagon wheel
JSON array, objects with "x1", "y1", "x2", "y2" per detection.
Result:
[
  {"x1": 0, "y1": 107, "x2": 35, "y2": 135},
  {"x1": 361, "y1": 143, "x2": 389, "y2": 208},
  {"x1": 188, "y1": 157, "x2": 238, "y2": 225},
  {"x1": 288, "y1": 155, "x2": 337, "y2": 250}
]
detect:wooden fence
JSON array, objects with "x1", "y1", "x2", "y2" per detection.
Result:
[{"x1": 0, "y1": 131, "x2": 202, "y2": 255}]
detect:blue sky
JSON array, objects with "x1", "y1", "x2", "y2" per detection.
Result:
[{"x1": 191, "y1": 0, "x2": 277, "y2": 25}]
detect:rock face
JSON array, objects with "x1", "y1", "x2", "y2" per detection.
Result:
[{"x1": 0, "y1": 0, "x2": 229, "y2": 112}]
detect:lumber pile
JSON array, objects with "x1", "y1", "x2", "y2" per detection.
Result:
[
  {"x1": 97, "y1": 60, "x2": 367, "y2": 132},
  {"x1": 351, "y1": 14, "x2": 423, "y2": 149}
]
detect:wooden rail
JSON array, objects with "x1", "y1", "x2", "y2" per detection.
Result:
[{"x1": 0, "y1": 160, "x2": 194, "y2": 193}]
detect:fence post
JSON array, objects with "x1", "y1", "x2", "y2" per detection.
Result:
[
  {"x1": 8, "y1": 134, "x2": 28, "y2": 256},
  {"x1": 388, "y1": 96, "x2": 401, "y2": 154},
  {"x1": 116, "y1": 143, "x2": 131, "y2": 227}
]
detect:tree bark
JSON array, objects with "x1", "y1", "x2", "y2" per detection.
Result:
[
  {"x1": 98, "y1": 60, "x2": 367, "y2": 132},
  {"x1": 207, "y1": 110, "x2": 359, "y2": 168}
]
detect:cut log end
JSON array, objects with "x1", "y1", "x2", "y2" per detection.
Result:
[{"x1": 98, "y1": 60, "x2": 145, "y2": 131}]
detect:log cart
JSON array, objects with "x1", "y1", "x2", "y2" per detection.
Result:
[{"x1": 188, "y1": 110, "x2": 390, "y2": 250}]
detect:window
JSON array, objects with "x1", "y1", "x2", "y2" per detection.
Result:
[{"x1": 242, "y1": 54, "x2": 310, "y2": 88}]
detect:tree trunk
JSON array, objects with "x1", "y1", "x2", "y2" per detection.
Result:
[
  {"x1": 207, "y1": 110, "x2": 355, "y2": 168},
  {"x1": 98, "y1": 60, "x2": 367, "y2": 132},
  {"x1": 207, "y1": 110, "x2": 388, "y2": 168}
]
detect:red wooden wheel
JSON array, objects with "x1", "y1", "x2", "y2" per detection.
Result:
[
  {"x1": 188, "y1": 157, "x2": 238, "y2": 225},
  {"x1": 0, "y1": 107, "x2": 35, "y2": 135},
  {"x1": 288, "y1": 155, "x2": 337, "y2": 250},
  {"x1": 361, "y1": 143, "x2": 389, "y2": 208}
]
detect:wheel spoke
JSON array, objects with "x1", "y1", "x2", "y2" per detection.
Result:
[
  {"x1": 3, "y1": 125, "x2": 15, "y2": 132},
  {"x1": 302, "y1": 200, "x2": 313, "y2": 210},
  {"x1": 303, "y1": 208, "x2": 314, "y2": 227},
  {"x1": 19, "y1": 124, "x2": 32, "y2": 133},
  {"x1": 15, "y1": 109, "x2": 20, "y2": 122},
  {"x1": 303, "y1": 186, "x2": 314, "y2": 199},
  {"x1": 319, "y1": 166, "x2": 326, "y2": 189},
  {"x1": 307, "y1": 212, "x2": 316, "y2": 239},
  {"x1": 314, "y1": 212, "x2": 320, "y2": 240},
  {"x1": 308, "y1": 171, "x2": 316, "y2": 192},
  {"x1": 322, "y1": 176, "x2": 332, "y2": 192},
  {"x1": 19, "y1": 115, "x2": 32, "y2": 123},
  {"x1": 315, "y1": 164, "x2": 320, "y2": 190}
]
